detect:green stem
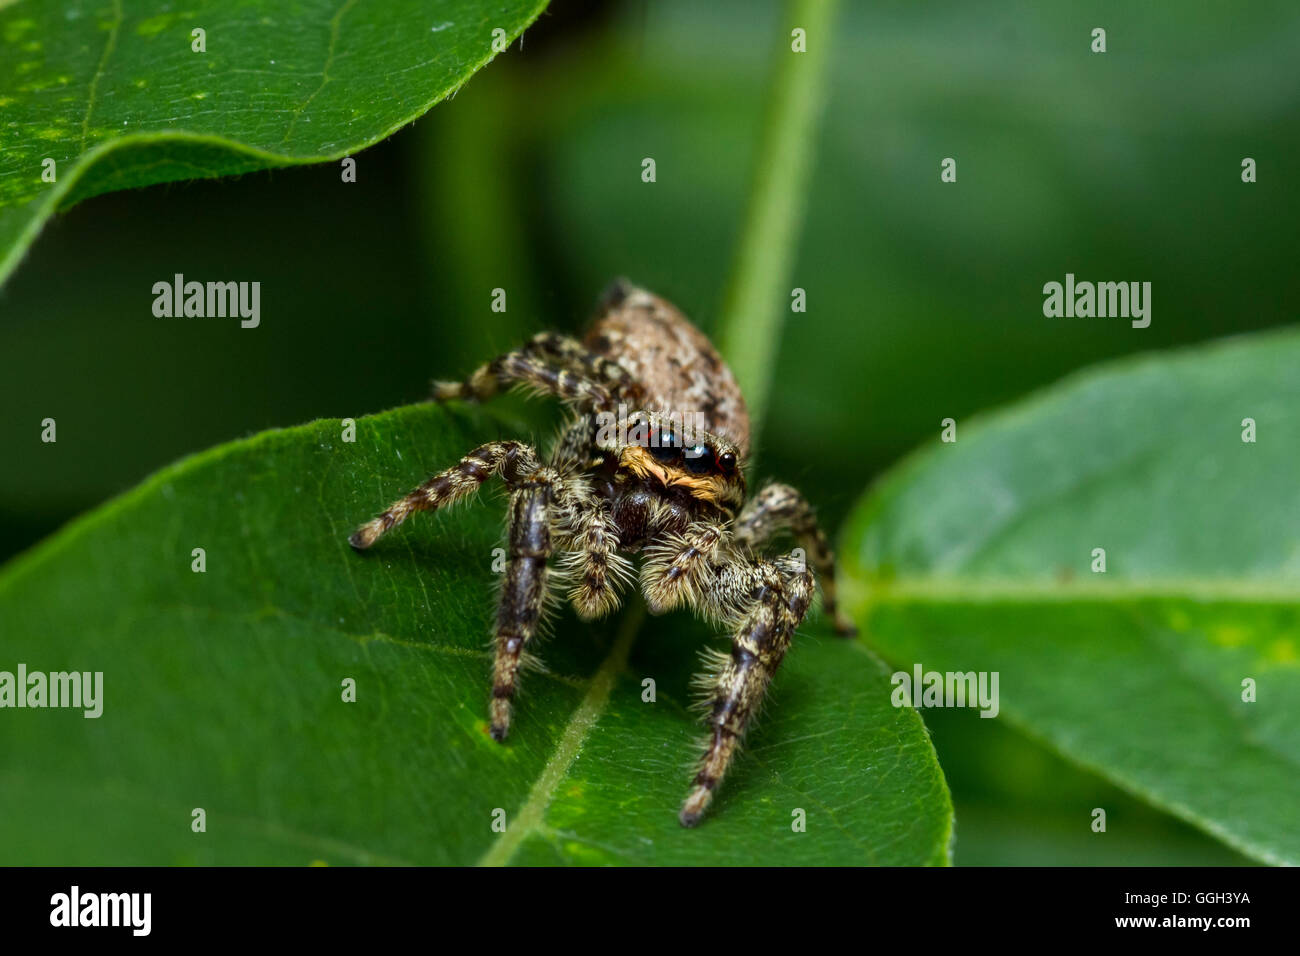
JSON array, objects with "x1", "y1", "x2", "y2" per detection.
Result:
[{"x1": 715, "y1": 0, "x2": 839, "y2": 447}]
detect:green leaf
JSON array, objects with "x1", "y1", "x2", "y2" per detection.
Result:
[
  {"x1": 841, "y1": 328, "x2": 1300, "y2": 866},
  {"x1": 0, "y1": 0, "x2": 548, "y2": 288},
  {"x1": 0, "y1": 403, "x2": 952, "y2": 865}
]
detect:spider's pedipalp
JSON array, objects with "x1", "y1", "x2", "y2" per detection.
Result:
[
  {"x1": 639, "y1": 522, "x2": 729, "y2": 620},
  {"x1": 348, "y1": 440, "x2": 539, "y2": 550},
  {"x1": 735, "y1": 482, "x2": 857, "y2": 636},
  {"x1": 556, "y1": 504, "x2": 633, "y2": 621}
]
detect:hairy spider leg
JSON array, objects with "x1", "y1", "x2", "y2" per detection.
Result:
[
  {"x1": 347, "y1": 441, "x2": 540, "y2": 551},
  {"x1": 682, "y1": 551, "x2": 813, "y2": 827},
  {"x1": 641, "y1": 522, "x2": 814, "y2": 826},
  {"x1": 734, "y1": 483, "x2": 857, "y2": 636},
  {"x1": 432, "y1": 332, "x2": 633, "y2": 410},
  {"x1": 490, "y1": 474, "x2": 558, "y2": 741}
]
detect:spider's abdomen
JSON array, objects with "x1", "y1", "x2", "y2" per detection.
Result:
[{"x1": 585, "y1": 281, "x2": 751, "y2": 456}]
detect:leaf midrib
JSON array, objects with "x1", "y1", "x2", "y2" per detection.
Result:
[
  {"x1": 476, "y1": 607, "x2": 642, "y2": 867},
  {"x1": 79, "y1": 0, "x2": 123, "y2": 153}
]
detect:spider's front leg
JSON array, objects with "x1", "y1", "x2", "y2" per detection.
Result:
[
  {"x1": 348, "y1": 441, "x2": 539, "y2": 550},
  {"x1": 347, "y1": 436, "x2": 578, "y2": 741},
  {"x1": 490, "y1": 473, "x2": 561, "y2": 741},
  {"x1": 734, "y1": 483, "x2": 857, "y2": 636},
  {"x1": 684, "y1": 553, "x2": 813, "y2": 827},
  {"x1": 643, "y1": 525, "x2": 814, "y2": 827}
]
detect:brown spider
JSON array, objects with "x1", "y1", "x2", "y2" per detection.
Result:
[{"x1": 348, "y1": 280, "x2": 856, "y2": 826}]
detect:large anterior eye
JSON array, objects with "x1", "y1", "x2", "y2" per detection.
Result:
[
  {"x1": 650, "y1": 427, "x2": 681, "y2": 463},
  {"x1": 683, "y1": 444, "x2": 712, "y2": 474}
]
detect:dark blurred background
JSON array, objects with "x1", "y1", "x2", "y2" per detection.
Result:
[{"x1": 3, "y1": 0, "x2": 1295, "y2": 863}]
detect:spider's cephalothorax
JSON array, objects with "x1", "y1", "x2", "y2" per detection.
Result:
[{"x1": 348, "y1": 280, "x2": 856, "y2": 826}]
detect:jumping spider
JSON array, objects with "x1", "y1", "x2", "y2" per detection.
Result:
[{"x1": 348, "y1": 280, "x2": 855, "y2": 827}]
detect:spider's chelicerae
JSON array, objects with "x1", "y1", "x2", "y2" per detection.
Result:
[{"x1": 348, "y1": 280, "x2": 856, "y2": 826}]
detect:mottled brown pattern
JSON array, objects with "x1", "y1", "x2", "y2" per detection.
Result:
[
  {"x1": 347, "y1": 282, "x2": 850, "y2": 828},
  {"x1": 585, "y1": 282, "x2": 751, "y2": 456}
]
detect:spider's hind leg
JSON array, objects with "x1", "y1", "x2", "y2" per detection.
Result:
[
  {"x1": 346, "y1": 431, "x2": 583, "y2": 742},
  {"x1": 432, "y1": 332, "x2": 630, "y2": 409}
]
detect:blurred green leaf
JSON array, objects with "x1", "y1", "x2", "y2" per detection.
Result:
[
  {"x1": 0, "y1": 403, "x2": 952, "y2": 864},
  {"x1": 0, "y1": 0, "x2": 548, "y2": 287},
  {"x1": 522, "y1": 0, "x2": 1300, "y2": 526},
  {"x1": 922, "y1": 707, "x2": 1255, "y2": 866},
  {"x1": 842, "y1": 327, "x2": 1300, "y2": 865}
]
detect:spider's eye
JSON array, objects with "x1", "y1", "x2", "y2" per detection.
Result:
[
  {"x1": 716, "y1": 450, "x2": 738, "y2": 476},
  {"x1": 683, "y1": 444, "x2": 712, "y2": 474},
  {"x1": 650, "y1": 427, "x2": 681, "y2": 463}
]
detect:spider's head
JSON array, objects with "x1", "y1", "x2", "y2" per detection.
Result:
[{"x1": 600, "y1": 410, "x2": 746, "y2": 515}]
